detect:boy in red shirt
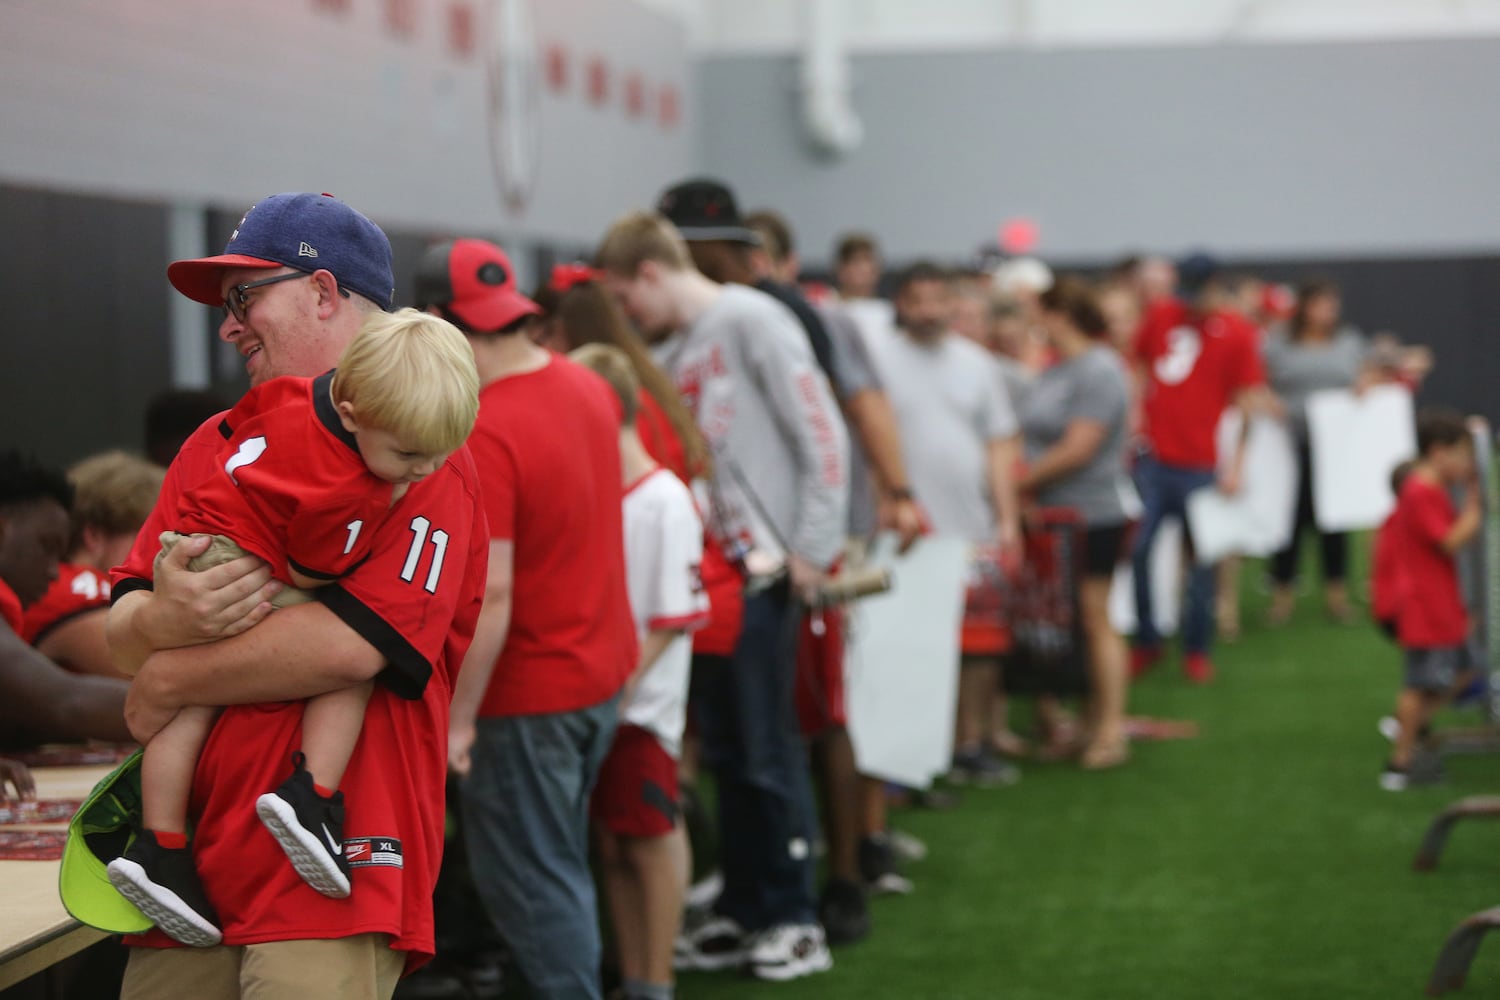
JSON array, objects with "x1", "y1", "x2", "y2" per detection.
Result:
[
  {"x1": 108, "y1": 309, "x2": 480, "y2": 945},
  {"x1": 1381, "y1": 410, "x2": 1482, "y2": 790},
  {"x1": 1130, "y1": 256, "x2": 1267, "y2": 683}
]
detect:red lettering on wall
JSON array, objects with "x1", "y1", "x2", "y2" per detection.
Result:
[
  {"x1": 385, "y1": 0, "x2": 417, "y2": 39},
  {"x1": 624, "y1": 72, "x2": 645, "y2": 118},
  {"x1": 587, "y1": 57, "x2": 609, "y2": 106},
  {"x1": 546, "y1": 44, "x2": 569, "y2": 91},
  {"x1": 659, "y1": 84, "x2": 680, "y2": 129},
  {"x1": 447, "y1": 3, "x2": 475, "y2": 58}
]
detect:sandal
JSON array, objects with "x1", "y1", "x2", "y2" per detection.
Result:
[{"x1": 1080, "y1": 739, "x2": 1130, "y2": 771}]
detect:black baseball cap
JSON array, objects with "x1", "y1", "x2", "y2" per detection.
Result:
[{"x1": 656, "y1": 178, "x2": 761, "y2": 245}]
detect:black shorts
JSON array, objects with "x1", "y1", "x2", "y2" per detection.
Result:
[
  {"x1": 1403, "y1": 645, "x2": 1471, "y2": 693},
  {"x1": 1082, "y1": 524, "x2": 1129, "y2": 579}
]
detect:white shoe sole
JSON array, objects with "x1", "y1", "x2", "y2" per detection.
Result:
[
  {"x1": 106, "y1": 858, "x2": 222, "y2": 947},
  {"x1": 751, "y1": 947, "x2": 834, "y2": 981},
  {"x1": 255, "y1": 793, "x2": 351, "y2": 898}
]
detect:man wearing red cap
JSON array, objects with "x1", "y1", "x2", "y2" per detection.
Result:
[
  {"x1": 416, "y1": 238, "x2": 636, "y2": 1000},
  {"x1": 107, "y1": 193, "x2": 489, "y2": 998}
]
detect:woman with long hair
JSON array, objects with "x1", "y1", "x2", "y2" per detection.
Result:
[
  {"x1": 1016, "y1": 276, "x2": 1137, "y2": 769},
  {"x1": 1262, "y1": 280, "x2": 1371, "y2": 625}
]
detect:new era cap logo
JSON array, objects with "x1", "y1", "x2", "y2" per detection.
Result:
[{"x1": 298, "y1": 242, "x2": 319, "y2": 258}]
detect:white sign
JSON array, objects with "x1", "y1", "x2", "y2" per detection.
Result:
[
  {"x1": 1186, "y1": 411, "x2": 1299, "y2": 564},
  {"x1": 1307, "y1": 386, "x2": 1417, "y2": 532},
  {"x1": 845, "y1": 534, "x2": 969, "y2": 788},
  {"x1": 1108, "y1": 517, "x2": 1183, "y2": 636}
]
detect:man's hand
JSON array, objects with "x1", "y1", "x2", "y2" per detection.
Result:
[
  {"x1": 139, "y1": 535, "x2": 281, "y2": 648},
  {"x1": 878, "y1": 497, "x2": 925, "y2": 554},
  {"x1": 787, "y1": 554, "x2": 825, "y2": 606},
  {"x1": 123, "y1": 662, "x2": 178, "y2": 745},
  {"x1": 997, "y1": 520, "x2": 1024, "y2": 577},
  {"x1": 1218, "y1": 464, "x2": 1244, "y2": 497},
  {"x1": 0, "y1": 759, "x2": 35, "y2": 803},
  {"x1": 448, "y1": 719, "x2": 477, "y2": 778}
]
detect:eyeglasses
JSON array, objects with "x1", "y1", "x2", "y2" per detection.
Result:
[{"x1": 222, "y1": 270, "x2": 349, "y2": 322}]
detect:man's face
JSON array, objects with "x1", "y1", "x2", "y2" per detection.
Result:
[
  {"x1": 0, "y1": 500, "x2": 69, "y2": 606},
  {"x1": 837, "y1": 251, "x2": 879, "y2": 299},
  {"x1": 896, "y1": 279, "x2": 951, "y2": 341},
  {"x1": 217, "y1": 267, "x2": 346, "y2": 385},
  {"x1": 949, "y1": 292, "x2": 987, "y2": 346},
  {"x1": 603, "y1": 268, "x2": 676, "y2": 343}
]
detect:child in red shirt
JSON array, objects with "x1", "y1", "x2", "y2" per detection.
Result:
[
  {"x1": 108, "y1": 309, "x2": 480, "y2": 944},
  {"x1": 1370, "y1": 461, "x2": 1416, "y2": 640},
  {"x1": 1381, "y1": 410, "x2": 1482, "y2": 790}
]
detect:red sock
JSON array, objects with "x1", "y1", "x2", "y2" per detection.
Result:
[
  {"x1": 313, "y1": 781, "x2": 336, "y2": 799},
  {"x1": 152, "y1": 829, "x2": 188, "y2": 849}
]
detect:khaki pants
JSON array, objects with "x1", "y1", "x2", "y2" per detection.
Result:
[
  {"x1": 121, "y1": 935, "x2": 405, "y2": 1000},
  {"x1": 158, "y1": 531, "x2": 312, "y2": 609}
]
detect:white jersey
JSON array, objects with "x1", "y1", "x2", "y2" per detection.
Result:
[{"x1": 622, "y1": 468, "x2": 710, "y2": 756}]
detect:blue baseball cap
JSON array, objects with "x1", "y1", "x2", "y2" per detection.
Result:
[{"x1": 168, "y1": 192, "x2": 395, "y2": 310}]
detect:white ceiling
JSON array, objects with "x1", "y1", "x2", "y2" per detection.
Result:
[{"x1": 636, "y1": 0, "x2": 1500, "y2": 53}]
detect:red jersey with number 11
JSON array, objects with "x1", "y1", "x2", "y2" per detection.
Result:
[{"x1": 176, "y1": 374, "x2": 395, "y2": 584}]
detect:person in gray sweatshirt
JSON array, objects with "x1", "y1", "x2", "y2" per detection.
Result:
[{"x1": 597, "y1": 211, "x2": 848, "y2": 984}]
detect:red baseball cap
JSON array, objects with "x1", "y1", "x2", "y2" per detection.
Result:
[{"x1": 413, "y1": 238, "x2": 541, "y2": 333}]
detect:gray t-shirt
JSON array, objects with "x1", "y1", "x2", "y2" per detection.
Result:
[
  {"x1": 820, "y1": 304, "x2": 883, "y2": 538},
  {"x1": 866, "y1": 328, "x2": 1019, "y2": 542},
  {"x1": 1018, "y1": 346, "x2": 1134, "y2": 527},
  {"x1": 652, "y1": 285, "x2": 849, "y2": 567},
  {"x1": 1262, "y1": 325, "x2": 1368, "y2": 440}
]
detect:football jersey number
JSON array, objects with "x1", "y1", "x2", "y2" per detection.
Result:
[
  {"x1": 400, "y1": 516, "x2": 449, "y2": 595},
  {"x1": 1153, "y1": 326, "x2": 1202, "y2": 386},
  {"x1": 224, "y1": 435, "x2": 268, "y2": 485},
  {"x1": 70, "y1": 571, "x2": 109, "y2": 601}
]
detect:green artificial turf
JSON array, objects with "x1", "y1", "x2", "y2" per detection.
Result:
[{"x1": 681, "y1": 558, "x2": 1500, "y2": 998}]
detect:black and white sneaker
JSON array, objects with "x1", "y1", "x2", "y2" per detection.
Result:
[
  {"x1": 859, "y1": 833, "x2": 914, "y2": 896},
  {"x1": 255, "y1": 752, "x2": 351, "y2": 898},
  {"x1": 673, "y1": 914, "x2": 748, "y2": 971},
  {"x1": 747, "y1": 923, "x2": 833, "y2": 981},
  {"x1": 1379, "y1": 763, "x2": 1409, "y2": 791},
  {"x1": 106, "y1": 830, "x2": 222, "y2": 947}
]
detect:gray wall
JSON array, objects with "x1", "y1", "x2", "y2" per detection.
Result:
[{"x1": 699, "y1": 38, "x2": 1500, "y2": 264}]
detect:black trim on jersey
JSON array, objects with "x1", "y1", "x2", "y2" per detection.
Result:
[
  {"x1": 312, "y1": 370, "x2": 361, "y2": 456},
  {"x1": 109, "y1": 577, "x2": 153, "y2": 605},
  {"x1": 28, "y1": 605, "x2": 108, "y2": 647},
  {"x1": 286, "y1": 556, "x2": 340, "y2": 583},
  {"x1": 218, "y1": 418, "x2": 233, "y2": 440},
  {"x1": 316, "y1": 583, "x2": 432, "y2": 700}
]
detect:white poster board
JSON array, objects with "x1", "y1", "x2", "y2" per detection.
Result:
[
  {"x1": 844, "y1": 534, "x2": 969, "y2": 788},
  {"x1": 1108, "y1": 517, "x2": 1183, "y2": 636},
  {"x1": 1185, "y1": 411, "x2": 1300, "y2": 564},
  {"x1": 1307, "y1": 386, "x2": 1417, "y2": 532}
]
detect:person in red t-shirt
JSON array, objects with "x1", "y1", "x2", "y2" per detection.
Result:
[
  {"x1": 1129, "y1": 256, "x2": 1269, "y2": 683},
  {"x1": 108, "y1": 310, "x2": 480, "y2": 948},
  {"x1": 1371, "y1": 461, "x2": 1417, "y2": 641},
  {"x1": 23, "y1": 451, "x2": 163, "y2": 679},
  {"x1": 109, "y1": 193, "x2": 490, "y2": 998},
  {"x1": 417, "y1": 238, "x2": 636, "y2": 1000},
  {"x1": 1380, "y1": 411, "x2": 1482, "y2": 791},
  {"x1": 0, "y1": 450, "x2": 132, "y2": 749}
]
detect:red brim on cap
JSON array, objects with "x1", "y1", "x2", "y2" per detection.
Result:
[
  {"x1": 167, "y1": 254, "x2": 286, "y2": 306},
  {"x1": 447, "y1": 289, "x2": 543, "y2": 334}
]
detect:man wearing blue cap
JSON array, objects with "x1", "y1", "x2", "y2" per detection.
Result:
[{"x1": 106, "y1": 193, "x2": 489, "y2": 999}]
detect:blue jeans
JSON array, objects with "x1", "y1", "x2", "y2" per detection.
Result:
[
  {"x1": 1131, "y1": 453, "x2": 1216, "y2": 655},
  {"x1": 694, "y1": 583, "x2": 818, "y2": 930},
  {"x1": 463, "y1": 695, "x2": 619, "y2": 1000}
]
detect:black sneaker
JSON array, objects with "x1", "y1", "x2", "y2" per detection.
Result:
[
  {"x1": 255, "y1": 752, "x2": 351, "y2": 898},
  {"x1": 817, "y1": 877, "x2": 871, "y2": 946},
  {"x1": 106, "y1": 829, "x2": 222, "y2": 947},
  {"x1": 858, "y1": 833, "x2": 914, "y2": 896}
]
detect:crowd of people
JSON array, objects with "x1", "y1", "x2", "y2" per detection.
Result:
[{"x1": 0, "y1": 179, "x2": 1472, "y2": 1000}]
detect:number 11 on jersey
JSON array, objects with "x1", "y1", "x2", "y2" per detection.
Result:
[{"x1": 400, "y1": 516, "x2": 449, "y2": 594}]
